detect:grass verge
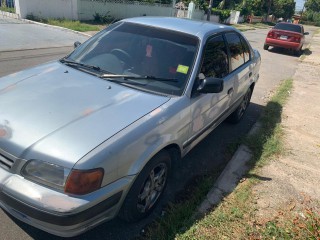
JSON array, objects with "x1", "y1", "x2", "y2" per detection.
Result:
[
  {"x1": 141, "y1": 78, "x2": 318, "y2": 239},
  {"x1": 26, "y1": 14, "x2": 101, "y2": 32},
  {"x1": 141, "y1": 172, "x2": 221, "y2": 240},
  {"x1": 234, "y1": 22, "x2": 272, "y2": 32},
  {"x1": 0, "y1": 7, "x2": 15, "y2": 13},
  {"x1": 46, "y1": 19, "x2": 100, "y2": 32}
]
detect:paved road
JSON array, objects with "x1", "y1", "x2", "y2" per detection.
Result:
[
  {"x1": 0, "y1": 47, "x2": 74, "y2": 77},
  {"x1": 0, "y1": 19, "x2": 317, "y2": 239},
  {"x1": 0, "y1": 15, "x2": 89, "y2": 51}
]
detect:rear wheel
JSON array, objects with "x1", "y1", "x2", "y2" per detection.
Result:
[
  {"x1": 227, "y1": 88, "x2": 252, "y2": 124},
  {"x1": 294, "y1": 47, "x2": 302, "y2": 56},
  {"x1": 263, "y1": 44, "x2": 269, "y2": 50},
  {"x1": 119, "y1": 151, "x2": 171, "y2": 222}
]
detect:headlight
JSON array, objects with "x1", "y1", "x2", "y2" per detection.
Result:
[
  {"x1": 22, "y1": 160, "x2": 104, "y2": 195},
  {"x1": 22, "y1": 160, "x2": 71, "y2": 190}
]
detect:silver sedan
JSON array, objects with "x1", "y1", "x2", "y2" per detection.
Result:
[{"x1": 0, "y1": 17, "x2": 260, "y2": 237}]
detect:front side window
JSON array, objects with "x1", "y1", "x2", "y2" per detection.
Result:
[
  {"x1": 200, "y1": 35, "x2": 229, "y2": 79},
  {"x1": 225, "y1": 32, "x2": 245, "y2": 71},
  {"x1": 66, "y1": 22, "x2": 199, "y2": 96}
]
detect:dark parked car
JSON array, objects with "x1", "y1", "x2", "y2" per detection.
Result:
[
  {"x1": 264, "y1": 22, "x2": 309, "y2": 56},
  {"x1": 0, "y1": 17, "x2": 260, "y2": 237}
]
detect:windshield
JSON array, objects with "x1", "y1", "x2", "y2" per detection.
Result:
[
  {"x1": 274, "y1": 23, "x2": 302, "y2": 33},
  {"x1": 66, "y1": 22, "x2": 199, "y2": 96}
]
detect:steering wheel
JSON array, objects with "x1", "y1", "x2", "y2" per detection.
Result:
[{"x1": 110, "y1": 49, "x2": 133, "y2": 68}]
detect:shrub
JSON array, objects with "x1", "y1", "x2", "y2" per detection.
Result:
[
  {"x1": 211, "y1": 8, "x2": 231, "y2": 23},
  {"x1": 0, "y1": 6, "x2": 15, "y2": 13},
  {"x1": 301, "y1": 10, "x2": 320, "y2": 26},
  {"x1": 93, "y1": 11, "x2": 115, "y2": 24}
]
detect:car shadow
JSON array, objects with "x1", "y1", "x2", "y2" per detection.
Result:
[
  {"x1": 302, "y1": 48, "x2": 312, "y2": 56},
  {"x1": 10, "y1": 102, "x2": 266, "y2": 240},
  {"x1": 267, "y1": 46, "x2": 312, "y2": 58}
]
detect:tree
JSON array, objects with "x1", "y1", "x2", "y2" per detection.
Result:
[
  {"x1": 242, "y1": 0, "x2": 265, "y2": 16},
  {"x1": 272, "y1": 0, "x2": 295, "y2": 19},
  {"x1": 1, "y1": 0, "x2": 7, "y2": 7},
  {"x1": 304, "y1": 0, "x2": 320, "y2": 12}
]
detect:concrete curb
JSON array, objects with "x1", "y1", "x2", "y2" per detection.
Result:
[
  {"x1": 0, "y1": 11, "x2": 93, "y2": 38},
  {"x1": 19, "y1": 19, "x2": 93, "y2": 37},
  {"x1": 196, "y1": 120, "x2": 262, "y2": 216},
  {"x1": 197, "y1": 144, "x2": 253, "y2": 214}
]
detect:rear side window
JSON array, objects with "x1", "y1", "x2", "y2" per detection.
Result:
[
  {"x1": 200, "y1": 35, "x2": 229, "y2": 78},
  {"x1": 274, "y1": 23, "x2": 302, "y2": 33},
  {"x1": 240, "y1": 37, "x2": 251, "y2": 63},
  {"x1": 225, "y1": 32, "x2": 245, "y2": 71}
]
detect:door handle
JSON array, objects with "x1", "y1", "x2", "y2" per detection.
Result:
[{"x1": 228, "y1": 88, "x2": 234, "y2": 95}]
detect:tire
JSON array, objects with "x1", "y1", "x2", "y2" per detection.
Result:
[
  {"x1": 263, "y1": 44, "x2": 269, "y2": 50},
  {"x1": 294, "y1": 47, "x2": 302, "y2": 57},
  {"x1": 227, "y1": 88, "x2": 252, "y2": 124},
  {"x1": 119, "y1": 150, "x2": 171, "y2": 222}
]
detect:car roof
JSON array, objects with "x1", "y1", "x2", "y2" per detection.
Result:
[
  {"x1": 121, "y1": 17, "x2": 236, "y2": 38},
  {"x1": 276, "y1": 22, "x2": 302, "y2": 26}
]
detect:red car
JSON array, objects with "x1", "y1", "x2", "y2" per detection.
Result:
[{"x1": 264, "y1": 22, "x2": 309, "y2": 56}]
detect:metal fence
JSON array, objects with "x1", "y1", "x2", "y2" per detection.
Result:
[{"x1": 0, "y1": 0, "x2": 15, "y2": 8}]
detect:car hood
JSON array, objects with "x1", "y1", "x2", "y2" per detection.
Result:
[{"x1": 0, "y1": 62, "x2": 170, "y2": 167}]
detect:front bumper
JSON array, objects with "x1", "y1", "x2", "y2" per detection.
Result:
[{"x1": 0, "y1": 167, "x2": 134, "y2": 237}]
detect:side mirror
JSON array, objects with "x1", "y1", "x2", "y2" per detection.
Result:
[
  {"x1": 197, "y1": 77, "x2": 224, "y2": 94},
  {"x1": 304, "y1": 32, "x2": 309, "y2": 35},
  {"x1": 74, "y1": 41, "x2": 81, "y2": 49}
]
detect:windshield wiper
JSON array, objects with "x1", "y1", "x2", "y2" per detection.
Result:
[
  {"x1": 60, "y1": 58, "x2": 101, "y2": 71},
  {"x1": 100, "y1": 74, "x2": 178, "y2": 82}
]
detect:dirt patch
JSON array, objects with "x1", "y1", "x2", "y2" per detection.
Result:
[{"x1": 252, "y1": 33, "x2": 320, "y2": 223}]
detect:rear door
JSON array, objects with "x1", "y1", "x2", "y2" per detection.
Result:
[{"x1": 224, "y1": 32, "x2": 253, "y2": 106}]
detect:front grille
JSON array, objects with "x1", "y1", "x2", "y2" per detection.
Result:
[{"x1": 0, "y1": 152, "x2": 15, "y2": 170}]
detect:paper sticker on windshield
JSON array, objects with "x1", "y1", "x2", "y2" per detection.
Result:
[{"x1": 177, "y1": 65, "x2": 189, "y2": 74}]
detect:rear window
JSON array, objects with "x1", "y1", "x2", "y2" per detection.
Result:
[{"x1": 274, "y1": 23, "x2": 302, "y2": 33}]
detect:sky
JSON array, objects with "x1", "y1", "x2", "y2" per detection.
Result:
[{"x1": 295, "y1": 0, "x2": 305, "y2": 12}]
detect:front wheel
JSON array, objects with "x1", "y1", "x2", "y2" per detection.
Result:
[
  {"x1": 227, "y1": 88, "x2": 252, "y2": 124},
  {"x1": 263, "y1": 44, "x2": 269, "y2": 50},
  {"x1": 119, "y1": 151, "x2": 171, "y2": 222}
]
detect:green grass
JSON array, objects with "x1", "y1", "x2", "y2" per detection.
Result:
[
  {"x1": 245, "y1": 79, "x2": 292, "y2": 167},
  {"x1": 46, "y1": 19, "x2": 100, "y2": 32},
  {"x1": 143, "y1": 78, "x2": 298, "y2": 240},
  {"x1": 0, "y1": 6, "x2": 15, "y2": 13},
  {"x1": 142, "y1": 173, "x2": 220, "y2": 240},
  {"x1": 26, "y1": 14, "x2": 100, "y2": 32}
]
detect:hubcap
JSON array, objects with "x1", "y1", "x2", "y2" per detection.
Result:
[
  {"x1": 238, "y1": 90, "x2": 251, "y2": 118},
  {"x1": 137, "y1": 163, "x2": 167, "y2": 213}
]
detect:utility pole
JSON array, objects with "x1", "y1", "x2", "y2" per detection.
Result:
[
  {"x1": 267, "y1": 0, "x2": 272, "y2": 21},
  {"x1": 300, "y1": 0, "x2": 306, "y2": 20},
  {"x1": 206, "y1": 0, "x2": 213, "y2": 21}
]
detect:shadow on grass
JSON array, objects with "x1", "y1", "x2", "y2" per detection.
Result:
[{"x1": 245, "y1": 101, "x2": 283, "y2": 168}]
